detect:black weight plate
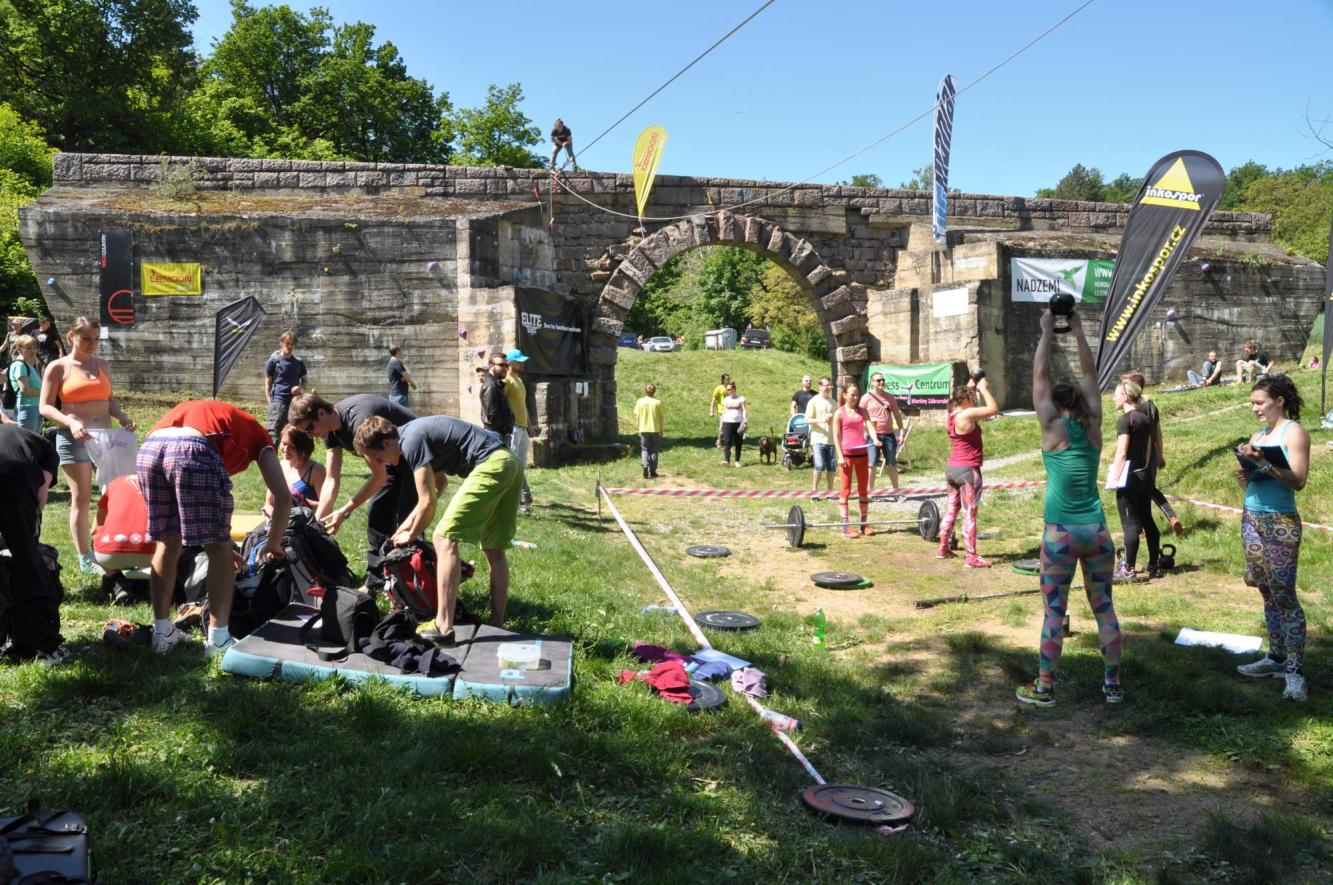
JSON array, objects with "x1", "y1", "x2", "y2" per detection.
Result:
[
  {"x1": 686, "y1": 545, "x2": 731, "y2": 559},
  {"x1": 686, "y1": 679, "x2": 726, "y2": 712},
  {"x1": 801, "y1": 784, "x2": 916, "y2": 824},
  {"x1": 696, "y1": 610, "x2": 761, "y2": 631},
  {"x1": 811, "y1": 571, "x2": 864, "y2": 589},
  {"x1": 918, "y1": 500, "x2": 940, "y2": 541},
  {"x1": 1011, "y1": 559, "x2": 1041, "y2": 575},
  {"x1": 787, "y1": 505, "x2": 805, "y2": 548}
]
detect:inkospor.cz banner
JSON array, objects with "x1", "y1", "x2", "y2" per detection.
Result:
[
  {"x1": 1095, "y1": 151, "x2": 1225, "y2": 390},
  {"x1": 1010, "y1": 258, "x2": 1114, "y2": 304},
  {"x1": 864, "y1": 362, "x2": 953, "y2": 408},
  {"x1": 142, "y1": 262, "x2": 202, "y2": 295},
  {"x1": 516, "y1": 287, "x2": 587, "y2": 376}
]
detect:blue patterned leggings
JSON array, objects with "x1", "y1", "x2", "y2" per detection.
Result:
[{"x1": 1241, "y1": 509, "x2": 1305, "y2": 672}]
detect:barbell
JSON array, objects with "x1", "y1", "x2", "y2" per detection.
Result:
[{"x1": 766, "y1": 501, "x2": 942, "y2": 548}]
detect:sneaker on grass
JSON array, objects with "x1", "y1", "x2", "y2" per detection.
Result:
[
  {"x1": 1103, "y1": 683, "x2": 1124, "y2": 704},
  {"x1": 204, "y1": 636, "x2": 237, "y2": 659},
  {"x1": 1015, "y1": 682, "x2": 1055, "y2": 707},
  {"x1": 965, "y1": 556, "x2": 992, "y2": 569},
  {"x1": 1282, "y1": 672, "x2": 1308, "y2": 702},
  {"x1": 1236, "y1": 655, "x2": 1287, "y2": 678},
  {"x1": 36, "y1": 645, "x2": 74, "y2": 667},
  {"x1": 152, "y1": 627, "x2": 188, "y2": 655}
]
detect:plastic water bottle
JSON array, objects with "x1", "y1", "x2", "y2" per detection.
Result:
[
  {"x1": 813, "y1": 609, "x2": 826, "y2": 647},
  {"x1": 759, "y1": 707, "x2": 803, "y2": 733},
  {"x1": 642, "y1": 605, "x2": 676, "y2": 614},
  {"x1": 511, "y1": 540, "x2": 537, "y2": 550}
]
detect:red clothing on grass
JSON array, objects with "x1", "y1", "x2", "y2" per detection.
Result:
[{"x1": 151, "y1": 400, "x2": 274, "y2": 475}]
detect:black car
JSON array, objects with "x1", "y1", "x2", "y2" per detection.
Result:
[{"x1": 739, "y1": 327, "x2": 771, "y2": 349}]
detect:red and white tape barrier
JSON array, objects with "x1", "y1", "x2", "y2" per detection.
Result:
[{"x1": 600, "y1": 479, "x2": 1048, "y2": 499}]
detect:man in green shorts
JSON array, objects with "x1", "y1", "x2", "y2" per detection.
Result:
[{"x1": 353, "y1": 415, "x2": 519, "y2": 644}]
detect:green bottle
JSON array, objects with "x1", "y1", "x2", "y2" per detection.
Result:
[{"x1": 813, "y1": 608, "x2": 826, "y2": 646}]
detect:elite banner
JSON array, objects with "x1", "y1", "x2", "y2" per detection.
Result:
[
  {"x1": 1010, "y1": 258, "x2": 1114, "y2": 304},
  {"x1": 142, "y1": 262, "x2": 202, "y2": 296},
  {"x1": 1322, "y1": 212, "x2": 1333, "y2": 414},
  {"x1": 931, "y1": 74, "x2": 958, "y2": 246},
  {"x1": 213, "y1": 296, "x2": 266, "y2": 397},
  {"x1": 632, "y1": 125, "x2": 668, "y2": 221},
  {"x1": 863, "y1": 362, "x2": 953, "y2": 408},
  {"x1": 1094, "y1": 151, "x2": 1225, "y2": 389},
  {"x1": 98, "y1": 231, "x2": 135, "y2": 328},
  {"x1": 516, "y1": 287, "x2": 587, "y2": 376}
]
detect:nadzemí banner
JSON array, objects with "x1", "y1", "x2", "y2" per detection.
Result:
[
  {"x1": 1010, "y1": 258, "x2": 1113, "y2": 304},
  {"x1": 864, "y1": 362, "x2": 953, "y2": 408},
  {"x1": 142, "y1": 262, "x2": 202, "y2": 296},
  {"x1": 1094, "y1": 151, "x2": 1225, "y2": 390}
]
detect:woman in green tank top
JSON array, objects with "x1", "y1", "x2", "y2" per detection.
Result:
[{"x1": 1015, "y1": 309, "x2": 1124, "y2": 708}]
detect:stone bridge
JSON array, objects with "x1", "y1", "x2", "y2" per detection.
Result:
[{"x1": 22, "y1": 153, "x2": 1316, "y2": 462}]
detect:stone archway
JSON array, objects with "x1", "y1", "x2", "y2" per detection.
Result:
[{"x1": 590, "y1": 211, "x2": 869, "y2": 385}]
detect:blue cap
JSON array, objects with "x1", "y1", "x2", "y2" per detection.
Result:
[{"x1": 505, "y1": 348, "x2": 529, "y2": 363}]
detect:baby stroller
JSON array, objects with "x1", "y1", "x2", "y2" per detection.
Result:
[{"x1": 781, "y1": 413, "x2": 811, "y2": 471}]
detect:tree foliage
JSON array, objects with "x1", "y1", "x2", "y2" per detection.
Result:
[
  {"x1": 841, "y1": 173, "x2": 883, "y2": 188},
  {"x1": 1232, "y1": 162, "x2": 1333, "y2": 262},
  {"x1": 900, "y1": 165, "x2": 934, "y2": 191},
  {"x1": 443, "y1": 83, "x2": 541, "y2": 168},
  {"x1": 0, "y1": 102, "x2": 51, "y2": 314},
  {"x1": 747, "y1": 263, "x2": 827, "y2": 359}
]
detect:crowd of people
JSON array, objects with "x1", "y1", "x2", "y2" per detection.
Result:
[{"x1": 0, "y1": 316, "x2": 538, "y2": 666}]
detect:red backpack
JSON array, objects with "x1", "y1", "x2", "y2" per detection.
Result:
[{"x1": 377, "y1": 541, "x2": 474, "y2": 622}]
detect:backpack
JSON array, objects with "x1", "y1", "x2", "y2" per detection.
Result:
[
  {"x1": 298, "y1": 585, "x2": 379, "y2": 662},
  {"x1": 241, "y1": 507, "x2": 354, "y2": 604},
  {"x1": 376, "y1": 540, "x2": 475, "y2": 623},
  {"x1": 0, "y1": 800, "x2": 95, "y2": 884},
  {"x1": 0, "y1": 371, "x2": 14, "y2": 411}
]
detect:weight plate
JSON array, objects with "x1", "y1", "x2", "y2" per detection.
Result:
[
  {"x1": 917, "y1": 500, "x2": 941, "y2": 542},
  {"x1": 686, "y1": 679, "x2": 726, "y2": 712},
  {"x1": 1011, "y1": 559, "x2": 1041, "y2": 575},
  {"x1": 811, "y1": 571, "x2": 865, "y2": 589},
  {"x1": 686, "y1": 545, "x2": 731, "y2": 559},
  {"x1": 787, "y1": 505, "x2": 806, "y2": 548},
  {"x1": 696, "y1": 610, "x2": 761, "y2": 631},
  {"x1": 801, "y1": 784, "x2": 916, "y2": 825}
]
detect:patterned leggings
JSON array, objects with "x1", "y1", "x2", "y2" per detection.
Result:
[
  {"x1": 939, "y1": 466, "x2": 982, "y2": 554},
  {"x1": 1241, "y1": 510, "x2": 1305, "y2": 672},
  {"x1": 1037, "y1": 521, "x2": 1121, "y2": 687}
]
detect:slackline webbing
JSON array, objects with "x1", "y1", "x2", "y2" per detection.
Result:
[{"x1": 597, "y1": 482, "x2": 827, "y2": 785}]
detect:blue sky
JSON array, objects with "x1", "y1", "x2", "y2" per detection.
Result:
[{"x1": 191, "y1": 0, "x2": 1333, "y2": 196}]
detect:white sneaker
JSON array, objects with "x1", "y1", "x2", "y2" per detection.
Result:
[
  {"x1": 204, "y1": 636, "x2": 236, "y2": 658},
  {"x1": 36, "y1": 645, "x2": 74, "y2": 667},
  {"x1": 1282, "y1": 671, "x2": 1308, "y2": 702},
  {"x1": 1236, "y1": 655, "x2": 1287, "y2": 678},
  {"x1": 78, "y1": 553, "x2": 103, "y2": 575},
  {"x1": 151, "y1": 627, "x2": 188, "y2": 654}
]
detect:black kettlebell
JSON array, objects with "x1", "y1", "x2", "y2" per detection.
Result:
[
  {"x1": 1159, "y1": 544, "x2": 1177, "y2": 571},
  {"x1": 1049, "y1": 292, "x2": 1075, "y2": 333}
]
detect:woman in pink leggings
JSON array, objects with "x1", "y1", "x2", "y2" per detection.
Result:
[{"x1": 937, "y1": 373, "x2": 998, "y2": 567}]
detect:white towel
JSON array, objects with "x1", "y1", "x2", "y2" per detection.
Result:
[{"x1": 84, "y1": 427, "x2": 139, "y2": 489}]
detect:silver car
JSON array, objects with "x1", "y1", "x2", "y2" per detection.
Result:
[{"x1": 645, "y1": 336, "x2": 676, "y2": 353}]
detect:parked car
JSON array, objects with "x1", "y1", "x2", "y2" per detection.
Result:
[
  {"x1": 739, "y1": 327, "x2": 771, "y2": 349},
  {"x1": 618, "y1": 331, "x2": 640, "y2": 349},
  {"x1": 645, "y1": 336, "x2": 676, "y2": 353}
]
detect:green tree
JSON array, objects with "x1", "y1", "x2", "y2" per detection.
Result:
[
  {"x1": 1101, "y1": 172, "x2": 1140, "y2": 204},
  {"x1": 747, "y1": 263, "x2": 827, "y2": 360},
  {"x1": 1044, "y1": 163, "x2": 1105, "y2": 201},
  {"x1": 900, "y1": 165, "x2": 933, "y2": 191},
  {"x1": 841, "y1": 173, "x2": 883, "y2": 188},
  {"x1": 1219, "y1": 160, "x2": 1270, "y2": 211},
  {"x1": 444, "y1": 83, "x2": 541, "y2": 167},
  {"x1": 0, "y1": 103, "x2": 51, "y2": 315},
  {"x1": 0, "y1": 0, "x2": 199, "y2": 152},
  {"x1": 1234, "y1": 162, "x2": 1333, "y2": 262}
]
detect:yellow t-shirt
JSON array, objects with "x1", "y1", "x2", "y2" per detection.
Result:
[
  {"x1": 503, "y1": 374, "x2": 529, "y2": 426},
  {"x1": 805, "y1": 395, "x2": 834, "y2": 446},
  {"x1": 635, "y1": 396, "x2": 663, "y2": 434},
  {"x1": 710, "y1": 384, "x2": 727, "y2": 412}
]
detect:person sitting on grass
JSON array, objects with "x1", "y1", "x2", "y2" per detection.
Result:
[
  {"x1": 1187, "y1": 351, "x2": 1222, "y2": 387},
  {"x1": 1018, "y1": 308, "x2": 1123, "y2": 707},
  {"x1": 1233, "y1": 373, "x2": 1311, "y2": 703},
  {"x1": 1234, "y1": 341, "x2": 1275, "y2": 385},
  {"x1": 832, "y1": 382, "x2": 875, "y2": 538},
  {"x1": 354, "y1": 415, "x2": 520, "y2": 646},
  {"x1": 264, "y1": 425, "x2": 325, "y2": 513}
]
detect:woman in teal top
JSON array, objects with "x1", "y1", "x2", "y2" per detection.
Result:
[
  {"x1": 7, "y1": 335, "x2": 41, "y2": 432},
  {"x1": 1233, "y1": 374, "x2": 1310, "y2": 702},
  {"x1": 1016, "y1": 309, "x2": 1123, "y2": 707}
]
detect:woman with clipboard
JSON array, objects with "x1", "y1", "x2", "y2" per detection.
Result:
[
  {"x1": 1233, "y1": 374, "x2": 1311, "y2": 702},
  {"x1": 1109, "y1": 380, "x2": 1161, "y2": 580}
]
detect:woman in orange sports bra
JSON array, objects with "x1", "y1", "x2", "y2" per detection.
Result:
[{"x1": 39, "y1": 316, "x2": 136, "y2": 574}]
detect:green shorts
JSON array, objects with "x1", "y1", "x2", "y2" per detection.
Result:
[{"x1": 435, "y1": 448, "x2": 521, "y2": 549}]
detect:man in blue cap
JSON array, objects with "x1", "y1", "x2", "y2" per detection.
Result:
[{"x1": 503, "y1": 348, "x2": 536, "y2": 511}]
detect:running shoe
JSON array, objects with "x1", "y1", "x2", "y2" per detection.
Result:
[
  {"x1": 152, "y1": 627, "x2": 188, "y2": 654},
  {"x1": 1015, "y1": 682, "x2": 1056, "y2": 707},
  {"x1": 1103, "y1": 683, "x2": 1125, "y2": 704},
  {"x1": 936, "y1": 547, "x2": 957, "y2": 560},
  {"x1": 204, "y1": 636, "x2": 237, "y2": 659},
  {"x1": 35, "y1": 645, "x2": 74, "y2": 667},
  {"x1": 1236, "y1": 655, "x2": 1288, "y2": 678},
  {"x1": 965, "y1": 556, "x2": 993, "y2": 569},
  {"x1": 1146, "y1": 564, "x2": 1163, "y2": 580},
  {"x1": 861, "y1": 525, "x2": 877, "y2": 537},
  {"x1": 78, "y1": 552, "x2": 102, "y2": 575},
  {"x1": 1113, "y1": 566, "x2": 1143, "y2": 583},
  {"x1": 1282, "y1": 671, "x2": 1308, "y2": 702},
  {"x1": 843, "y1": 527, "x2": 861, "y2": 539}
]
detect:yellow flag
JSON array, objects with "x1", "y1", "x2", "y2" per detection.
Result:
[
  {"x1": 632, "y1": 125, "x2": 668, "y2": 219},
  {"x1": 141, "y1": 262, "x2": 202, "y2": 295}
]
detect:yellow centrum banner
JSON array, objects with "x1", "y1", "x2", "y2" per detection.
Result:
[{"x1": 141, "y1": 262, "x2": 202, "y2": 295}]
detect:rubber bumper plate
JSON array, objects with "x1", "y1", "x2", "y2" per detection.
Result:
[
  {"x1": 686, "y1": 679, "x2": 726, "y2": 712},
  {"x1": 686, "y1": 545, "x2": 731, "y2": 558},
  {"x1": 696, "y1": 610, "x2": 761, "y2": 631},
  {"x1": 1011, "y1": 559, "x2": 1041, "y2": 575},
  {"x1": 811, "y1": 571, "x2": 865, "y2": 589},
  {"x1": 801, "y1": 784, "x2": 916, "y2": 824}
]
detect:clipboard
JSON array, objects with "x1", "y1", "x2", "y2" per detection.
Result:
[{"x1": 1104, "y1": 459, "x2": 1131, "y2": 490}]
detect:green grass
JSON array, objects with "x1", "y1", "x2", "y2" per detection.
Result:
[{"x1": 3, "y1": 350, "x2": 1332, "y2": 882}]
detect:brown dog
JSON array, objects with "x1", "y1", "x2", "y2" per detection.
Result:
[{"x1": 757, "y1": 430, "x2": 777, "y2": 465}]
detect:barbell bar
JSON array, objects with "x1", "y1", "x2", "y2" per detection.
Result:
[{"x1": 765, "y1": 501, "x2": 942, "y2": 548}]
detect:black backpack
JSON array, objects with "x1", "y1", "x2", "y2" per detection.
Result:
[
  {"x1": 241, "y1": 508, "x2": 354, "y2": 603},
  {"x1": 298, "y1": 585, "x2": 379, "y2": 662}
]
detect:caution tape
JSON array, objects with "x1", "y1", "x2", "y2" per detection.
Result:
[
  {"x1": 1166, "y1": 495, "x2": 1333, "y2": 534},
  {"x1": 601, "y1": 479, "x2": 1048, "y2": 499}
]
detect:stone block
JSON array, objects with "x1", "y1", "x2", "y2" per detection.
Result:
[
  {"x1": 805, "y1": 264, "x2": 832, "y2": 288},
  {"x1": 260, "y1": 159, "x2": 293, "y2": 171},
  {"x1": 298, "y1": 172, "x2": 327, "y2": 188},
  {"x1": 836, "y1": 344, "x2": 869, "y2": 363},
  {"x1": 357, "y1": 171, "x2": 388, "y2": 187},
  {"x1": 592, "y1": 315, "x2": 624, "y2": 336},
  {"x1": 53, "y1": 153, "x2": 82, "y2": 181},
  {"x1": 641, "y1": 235, "x2": 676, "y2": 267},
  {"x1": 789, "y1": 238, "x2": 818, "y2": 274},
  {"x1": 744, "y1": 215, "x2": 764, "y2": 245},
  {"x1": 830, "y1": 314, "x2": 866, "y2": 336},
  {"x1": 716, "y1": 211, "x2": 738, "y2": 241},
  {"x1": 589, "y1": 345, "x2": 617, "y2": 366},
  {"x1": 231, "y1": 158, "x2": 265, "y2": 172},
  {"x1": 690, "y1": 214, "x2": 715, "y2": 246},
  {"x1": 278, "y1": 172, "x2": 301, "y2": 188},
  {"x1": 196, "y1": 157, "x2": 228, "y2": 172},
  {"x1": 83, "y1": 163, "x2": 130, "y2": 181},
  {"x1": 254, "y1": 172, "x2": 280, "y2": 188},
  {"x1": 454, "y1": 178, "x2": 487, "y2": 195},
  {"x1": 765, "y1": 226, "x2": 790, "y2": 258},
  {"x1": 389, "y1": 171, "x2": 419, "y2": 187},
  {"x1": 603, "y1": 279, "x2": 637, "y2": 308},
  {"x1": 821, "y1": 285, "x2": 853, "y2": 316},
  {"x1": 325, "y1": 172, "x2": 356, "y2": 187}
]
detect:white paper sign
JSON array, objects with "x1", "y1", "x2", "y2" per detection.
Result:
[{"x1": 931, "y1": 286, "x2": 969, "y2": 318}]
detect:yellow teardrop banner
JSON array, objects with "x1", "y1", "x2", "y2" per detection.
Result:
[{"x1": 632, "y1": 125, "x2": 669, "y2": 219}]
